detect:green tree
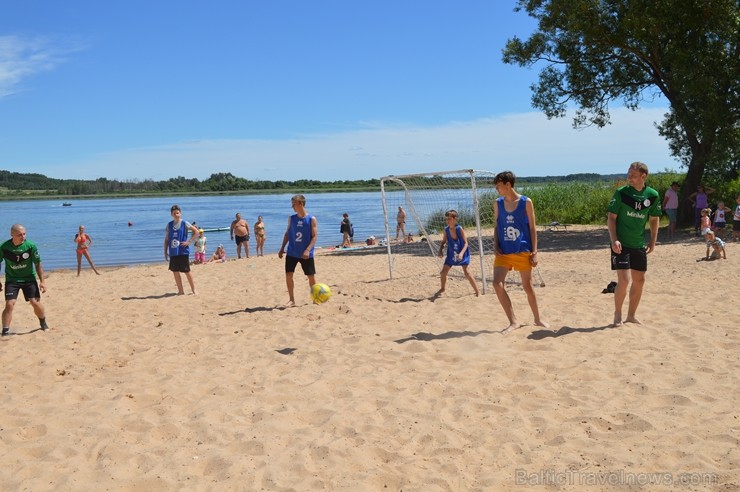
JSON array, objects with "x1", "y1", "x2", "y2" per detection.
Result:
[{"x1": 502, "y1": 0, "x2": 739, "y2": 223}]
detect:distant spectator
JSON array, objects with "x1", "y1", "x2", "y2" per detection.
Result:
[
  {"x1": 211, "y1": 244, "x2": 226, "y2": 262},
  {"x1": 230, "y1": 213, "x2": 250, "y2": 259},
  {"x1": 74, "y1": 225, "x2": 101, "y2": 276},
  {"x1": 688, "y1": 185, "x2": 714, "y2": 236},
  {"x1": 395, "y1": 206, "x2": 407, "y2": 240},
  {"x1": 194, "y1": 229, "x2": 207, "y2": 264},
  {"x1": 340, "y1": 213, "x2": 353, "y2": 247},
  {"x1": 661, "y1": 181, "x2": 680, "y2": 240},
  {"x1": 254, "y1": 216, "x2": 266, "y2": 257},
  {"x1": 712, "y1": 200, "x2": 732, "y2": 239}
]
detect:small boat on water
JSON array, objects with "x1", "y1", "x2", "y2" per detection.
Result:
[
  {"x1": 201, "y1": 227, "x2": 229, "y2": 232},
  {"x1": 62, "y1": 202, "x2": 72, "y2": 207}
]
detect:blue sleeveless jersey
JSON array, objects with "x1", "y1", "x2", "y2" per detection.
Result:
[
  {"x1": 286, "y1": 214, "x2": 314, "y2": 258},
  {"x1": 167, "y1": 220, "x2": 191, "y2": 257},
  {"x1": 444, "y1": 225, "x2": 470, "y2": 266},
  {"x1": 496, "y1": 196, "x2": 532, "y2": 254}
]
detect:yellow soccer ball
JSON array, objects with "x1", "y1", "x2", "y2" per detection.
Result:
[{"x1": 310, "y1": 283, "x2": 332, "y2": 304}]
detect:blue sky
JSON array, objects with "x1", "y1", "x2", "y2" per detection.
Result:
[{"x1": 0, "y1": 1, "x2": 677, "y2": 182}]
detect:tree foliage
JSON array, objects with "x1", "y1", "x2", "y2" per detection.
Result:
[{"x1": 502, "y1": 0, "x2": 739, "y2": 222}]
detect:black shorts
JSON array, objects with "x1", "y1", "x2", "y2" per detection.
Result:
[
  {"x1": 611, "y1": 246, "x2": 647, "y2": 272},
  {"x1": 285, "y1": 255, "x2": 316, "y2": 276},
  {"x1": 733, "y1": 220, "x2": 740, "y2": 232},
  {"x1": 4, "y1": 280, "x2": 41, "y2": 301},
  {"x1": 169, "y1": 255, "x2": 191, "y2": 273},
  {"x1": 235, "y1": 234, "x2": 249, "y2": 245},
  {"x1": 714, "y1": 222, "x2": 726, "y2": 230}
]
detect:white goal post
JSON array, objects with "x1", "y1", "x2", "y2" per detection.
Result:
[
  {"x1": 380, "y1": 169, "x2": 497, "y2": 295},
  {"x1": 379, "y1": 169, "x2": 546, "y2": 295}
]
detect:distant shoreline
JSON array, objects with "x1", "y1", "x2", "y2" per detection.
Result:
[{"x1": 0, "y1": 187, "x2": 383, "y2": 202}]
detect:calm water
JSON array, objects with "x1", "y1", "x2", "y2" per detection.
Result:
[{"x1": 0, "y1": 192, "x2": 400, "y2": 272}]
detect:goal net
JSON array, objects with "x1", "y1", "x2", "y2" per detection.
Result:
[{"x1": 379, "y1": 169, "x2": 544, "y2": 296}]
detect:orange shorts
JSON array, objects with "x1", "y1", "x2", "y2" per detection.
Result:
[{"x1": 493, "y1": 252, "x2": 533, "y2": 271}]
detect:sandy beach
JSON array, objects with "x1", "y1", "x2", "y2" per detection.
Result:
[{"x1": 1, "y1": 226, "x2": 738, "y2": 491}]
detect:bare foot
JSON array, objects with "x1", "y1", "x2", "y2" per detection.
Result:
[
  {"x1": 177, "y1": 291, "x2": 185, "y2": 296},
  {"x1": 434, "y1": 288, "x2": 445, "y2": 297},
  {"x1": 502, "y1": 322, "x2": 522, "y2": 335},
  {"x1": 279, "y1": 301, "x2": 296, "y2": 309},
  {"x1": 624, "y1": 316, "x2": 642, "y2": 324},
  {"x1": 534, "y1": 319, "x2": 550, "y2": 329},
  {"x1": 191, "y1": 290, "x2": 197, "y2": 295},
  {"x1": 610, "y1": 313, "x2": 623, "y2": 327}
]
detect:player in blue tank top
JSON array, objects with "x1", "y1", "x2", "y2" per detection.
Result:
[
  {"x1": 492, "y1": 171, "x2": 549, "y2": 334},
  {"x1": 495, "y1": 196, "x2": 533, "y2": 255},
  {"x1": 164, "y1": 204, "x2": 199, "y2": 295},
  {"x1": 435, "y1": 210, "x2": 480, "y2": 297},
  {"x1": 279, "y1": 194, "x2": 319, "y2": 307}
]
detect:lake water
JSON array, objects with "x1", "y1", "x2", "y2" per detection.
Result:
[{"x1": 0, "y1": 192, "x2": 401, "y2": 272}]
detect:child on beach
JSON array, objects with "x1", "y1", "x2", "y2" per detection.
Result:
[
  {"x1": 700, "y1": 207, "x2": 712, "y2": 235},
  {"x1": 164, "y1": 204, "x2": 198, "y2": 295},
  {"x1": 278, "y1": 194, "x2": 319, "y2": 307},
  {"x1": 210, "y1": 244, "x2": 226, "y2": 262},
  {"x1": 1, "y1": 224, "x2": 49, "y2": 336},
  {"x1": 734, "y1": 196, "x2": 740, "y2": 242},
  {"x1": 704, "y1": 230, "x2": 727, "y2": 260},
  {"x1": 491, "y1": 171, "x2": 548, "y2": 333},
  {"x1": 194, "y1": 229, "x2": 207, "y2": 264},
  {"x1": 436, "y1": 210, "x2": 480, "y2": 297},
  {"x1": 689, "y1": 185, "x2": 714, "y2": 236},
  {"x1": 712, "y1": 201, "x2": 732, "y2": 238}
]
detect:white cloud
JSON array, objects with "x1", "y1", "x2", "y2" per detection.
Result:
[
  {"x1": 46, "y1": 106, "x2": 678, "y2": 181},
  {"x1": 0, "y1": 35, "x2": 82, "y2": 97}
]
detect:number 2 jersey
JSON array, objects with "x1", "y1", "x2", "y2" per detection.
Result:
[{"x1": 287, "y1": 214, "x2": 315, "y2": 258}]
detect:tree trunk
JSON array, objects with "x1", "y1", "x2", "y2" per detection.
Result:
[{"x1": 679, "y1": 149, "x2": 708, "y2": 227}]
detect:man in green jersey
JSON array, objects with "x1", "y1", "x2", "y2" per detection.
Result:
[
  {"x1": 0, "y1": 224, "x2": 48, "y2": 336},
  {"x1": 607, "y1": 162, "x2": 661, "y2": 327}
]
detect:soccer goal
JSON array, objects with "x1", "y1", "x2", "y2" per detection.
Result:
[
  {"x1": 379, "y1": 169, "x2": 545, "y2": 295},
  {"x1": 380, "y1": 169, "x2": 497, "y2": 294}
]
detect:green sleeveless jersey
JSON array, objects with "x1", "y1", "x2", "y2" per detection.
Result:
[{"x1": 1, "y1": 239, "x2": 42, "y2": 283}]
